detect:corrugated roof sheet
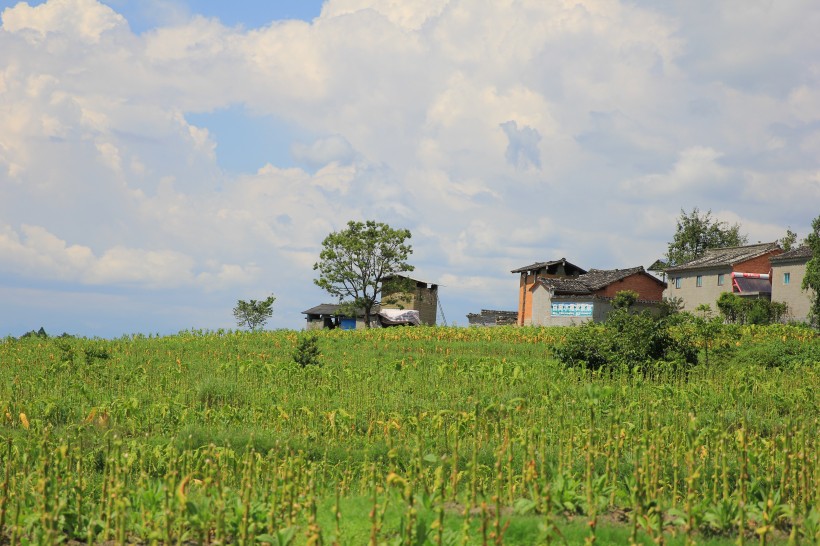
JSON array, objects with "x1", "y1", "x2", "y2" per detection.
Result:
[{"x1": 665, "y1": 242, "x2": 780, "y2": 273}]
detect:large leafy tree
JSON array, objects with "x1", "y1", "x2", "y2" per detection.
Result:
[
  {"x1": 666, "y1": 208, "x2": 747, "y2": 267},
  {"x1": 802, "y1": 214, "x2": 820, "y2": 328},
  {"x1": 233, "y1": 294, "x2": 276, "y2": 330},
  {"x1": 314, "y1": 220, "x2": 414, "y2": 327}
]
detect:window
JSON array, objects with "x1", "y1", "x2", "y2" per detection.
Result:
[
  {"x1": 675, "y1": 277, "x2": 682, "y2": 289},
  {"x1": 696, "y1": 275, "x2": 703, "y2": 287},
  {"x1": 717, "y1": 274, "x2": 725, "y2": 286},
  {"x1": 784, "y1": 272, "x2": 790, "y2": 285}
]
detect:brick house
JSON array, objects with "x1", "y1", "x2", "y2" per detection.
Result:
[
  {"x1": 381, "y1": 275, "x2": 438, "y2": 326},
  {"x1": 527, "y1": 266, "x2": 667, "y2": 326},
  {"x1": 511, "y1": 258, "x2": 586, "y2": 326},
  {"x1": 663, "y1": 242, "x2": 783, "y2": 311},
  {"x1": 770, "y1": 246, "x2": 814, "y2": 323}
]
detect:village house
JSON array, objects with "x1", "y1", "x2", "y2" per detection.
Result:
[
  {"x1": 512, "y1": 259, "x2": 666, "y2": 326},
  {"x1": 663, "y1": 242, "x2": 783, "y2": 311},
  {"x1": 531, "y1": 267, "x2": 667, "y2": 326},
  {"x1": 381, "y1": 275, "x2": 439, "y2": 326},
  {"x1": 302, "y1": 275, "x2": 438, "y2": 330},
  {"x1": 511, "y1": 258, "x2": 586, "y2": 326},
  {"x1": 770, "y1": 246, "x2": 814, "y2": 323}
]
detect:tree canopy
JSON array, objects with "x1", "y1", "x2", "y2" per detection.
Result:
[
  {"x1": 233, "y1": 295, "x2": 275, "y2": 330},
  {"x1": 802, "y1": 214, "x2": 820, "y2": 328},
  {"x1": 665, "y1": 208, "x2": 747, "y2": 267},
  {"x1": 313, "y1": 220, "x2": 414, "y2": 328}
]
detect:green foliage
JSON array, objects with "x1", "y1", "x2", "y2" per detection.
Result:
[
  {"x1": 666, "y1": 207, "x2": 747, "y2": 266},
  {"x1": 232, "y1": 294, "x2": 275, "y2": 330},
  {"x1": 803, "y1": 214, "x2": 820, "y2": 328},
  {"x1": 716, "y1": 292, "x2": 789, "y2": 325},
  {"x1": 2, "y1": 326, "x2": 820, "y2": 544},
  {"x1": 659, "y1": 296, "x2": 684, "y2": 316},
  {"x1": 611, "y1": 289, "x2": 638, "y2": 310},
  {"x1": 313, "y1": 220, "x2": 414, "y2": 327},
  {"x1": 730, "y1": 337, "x2": 820, "y2": 368},
  {"x1": 779, "y1": 227, "x2": 798, "y2": 251},
  {"x1": 553, "y1": 309, "x2": 697, "y2": 372},
  {"x1": 293, "y1": 333, "x2": 321, "y2": 368}
]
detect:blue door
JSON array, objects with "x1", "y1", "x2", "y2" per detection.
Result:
[{"x1": 340, "y1": 318, "x2": 357, "y2": 330}]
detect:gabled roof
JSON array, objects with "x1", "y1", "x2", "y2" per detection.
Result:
[
  {"x1": 665, "y1": 242, "x2": 780, "y2": 273},
  {"x1": 511, "y1": 258, "x2": 587, "y2": 275},
  {"x1": 770, "y1": 246, "x2": 812, "y2": 264},
  {"x1": 302, "y1": 303, "x2": 370, "y2": 317},
  {"x1": 537, "y1": 266, "x2": 663, "y2": 295},
  {"x1": 302, "y1": 303, "x2": 345, "y2": 316}
]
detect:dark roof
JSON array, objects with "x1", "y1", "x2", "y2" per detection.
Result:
[
  {"x1": 467, "y1": 310, "x2": 518, "y2": 326},
  {"x1": 302, "y1": 304, "x2": 370, "y2": 317},
  {"x1": 770, "y1": 246, "x2": 812, "y2": 264},
  {"x1": 579, "y1": 267, "x2": 647, "y2": 290},
  {"x1": 302, "y1": 303, "x2": 343, "y2": 316},
  {"x1": 538, "y1": 266, "x2": 662, "y2": 295},
  {"x1": 511, "y1": 258, "x2": 587, "y2": 275},
  {"x1": 665, "y1": 242, "x2": 780, "y2": 273}
]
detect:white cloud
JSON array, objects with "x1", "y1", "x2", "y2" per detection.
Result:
[
  {"x1": 621, "y1": 146, "x2": 730, "y2": 196},
  {"x1": 1, "y1": 0, "x2": 819, "y2": 335},
  {"x1": 1, "y1": 0, "x2": 126, "y2": 43}
]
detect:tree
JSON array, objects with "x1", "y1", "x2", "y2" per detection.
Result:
[
  {"x1": 802, "y1": 214, "x2": 820, "y2": 328},
  {"x1": 779, "y1": 228, "x2": 798, "y2": 252},
  {"x1": 233, "y1": 294, "x2": 276, "y2": 330},
  {"x1": 314, "y1": 220, "x2": 414, "y2": 328},
  {"x1": 665, "y1": 208, "x2": 747, "y2": 267},
  {"x1": 612, "y1": 290, "x2": 638, "y2": 310}
]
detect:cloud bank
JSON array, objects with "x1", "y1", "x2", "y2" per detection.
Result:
[{"x1": 1, "y1": 0, "x2": 819, "y2": 335}]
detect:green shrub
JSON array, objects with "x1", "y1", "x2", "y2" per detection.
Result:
[
  {"x1": 553, "y1": 309, "x2": 697, "y2": 372},
  {"x1": 731, "y1": 338, "x2": 820, "y2": 368},
  {"x1": 293, "y1": 334, "x2": 321, "y2": 368},
  {"x1": 716, "y1": 292, "x2": 789, "y2": 325}
]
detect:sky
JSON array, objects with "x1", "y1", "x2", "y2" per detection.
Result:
[{"x1": 1, "y1": 0, "x2": 819, "y2": 338}]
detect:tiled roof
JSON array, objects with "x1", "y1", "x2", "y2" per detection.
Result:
[
  {"x1": 467, "y1": 310, "x2": 518, "y2": 326},
  {"x1": 538, "y1": 277, "x2": 593, "y2": 294},
  {"x1": 511, "y1": 258, "x2": 586, "y2": 274},
  {"x1": 538, "y1": 266, "x2": 658, "y2": 294},
  {"x1": 665, "y1": 242, "x2": 780, "y2": 273},
  {"x1": 302, "y1": 303, "x2": 343, "y2": 315},
  {"x1": 302, "y1": 304, "x2": 371, "y2": 317},
  {"x1": 770, "y1": 246, "x2": 812, "y2": 263},
  {"x1": 579, "y1": 267, "x2": 647, "y2": 290}
]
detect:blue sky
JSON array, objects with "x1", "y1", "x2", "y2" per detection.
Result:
[{"x1": 1, "y1": 0, "x2": 819, "y2": 337}]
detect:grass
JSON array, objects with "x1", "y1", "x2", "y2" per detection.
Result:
[{"x1": 0, "y1": 324, "x2": 818, "y2": 544}]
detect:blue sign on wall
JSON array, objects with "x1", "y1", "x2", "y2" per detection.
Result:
[{"x1": 551, "y1": 302, "x2": 593, "y2": 317}]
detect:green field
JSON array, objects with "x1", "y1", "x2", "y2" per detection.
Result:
[{"x1": 1, "y1": 325, "x2": 819, "y2": 545}]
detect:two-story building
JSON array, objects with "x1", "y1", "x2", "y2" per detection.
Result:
[
  {"x1": 770, "y1": 246, "x2": 814, "y2": 323},
  {"x1": 511, "y1": 258, "x2": 586, "y2": 326},
  {"x1": 663, "y1": 242, "x2": 782, "y2": 311},
  {"x1": 531, "y1": 266, "x2": 667, "y2": 326}
]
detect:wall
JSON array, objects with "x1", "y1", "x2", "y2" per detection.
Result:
[
  {"x1": 771, "y1": 260, "x2": 812, "y2": 322},
  {"x1": 664, "y1": 267, "x2": 732, "y2": 312},
  {"x1": 733, "y1": 252, "x2": 781, "y2": 274},
  {"x1": 531, "y1": 288, "x2": 665, "y2": 326},
  {"x1": 664, "y1": 251, "x2": 782, "y2": 312},
  {"x1": 382, "y1": 281, "x2": 438, "y2": 325},
  {"x1": 517, "y1": 273, "x2": 536, "y2": 325}
]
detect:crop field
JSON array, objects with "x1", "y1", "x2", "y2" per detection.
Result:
[{"x1": 1, "y1": 325, "x2": 820, "y2": 545}]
